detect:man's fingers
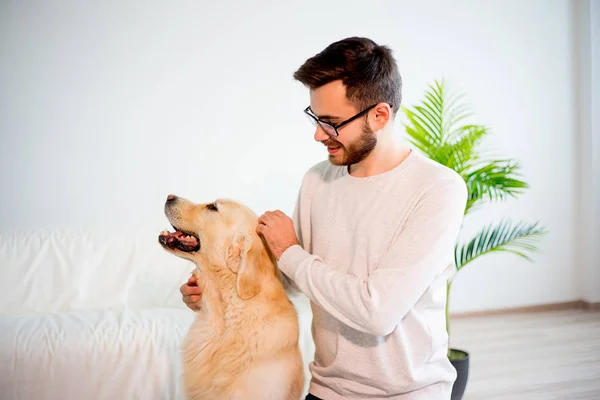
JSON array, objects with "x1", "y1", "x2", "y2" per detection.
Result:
[
  {"x1": 184, "y1": 296, "x2": 202, "y2": 311},
  {"x1": 183, "y1": 294, "x2": 201, "y2": 305},
  {"x1": 181, "y1": 284, "x2": 203, "y2": 296},
  {"x1": 180, "y1": 277, "x2": 203, "y2": 312},
  {"x1": 188, "y1": 295, "x2": 201, "y2": 304},
  {"x1": 190, "y1": 286, "x2": 203, "y2": 295},
  {"x1": 259, "y1": 210, "x2": 278, "y2": 221}
]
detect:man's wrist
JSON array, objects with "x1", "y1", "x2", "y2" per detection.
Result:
[
  {"x1": 278, "y1": 239, "x2": 298, "y2": 260},
  {"x1": 277, "y1": 243, "x2": 297, "y2": 261},
  {"x1": 277, "y1": 244, "x2": 309, "y2": 278}
]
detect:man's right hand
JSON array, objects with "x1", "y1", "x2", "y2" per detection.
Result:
[{"x1": 180, "y1": 274, "x2": 203, "y2": 311}]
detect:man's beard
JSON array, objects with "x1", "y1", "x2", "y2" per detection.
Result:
[{"x1": 325, "y1": 121, "x2": 377, "y2": 166}]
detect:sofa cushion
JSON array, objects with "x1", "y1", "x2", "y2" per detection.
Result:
[
  {"x1": 0, "y1": 229, "x2": 195, "y2": 315},
  {"x1": 0, "y1": 229, "x2": 316, "y2": 398},
  {"x1": 0, "y1": 307, "x2": 193, "y2": 399}
]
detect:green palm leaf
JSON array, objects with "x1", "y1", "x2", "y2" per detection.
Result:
[
  {"x1": 403, "y1": 107, "x2": 442, "y2": 157},
  {"x1": 454, "y1": 220, "x2": 547, "y2": 272},
  {"x1": 404, "y1": 78, "x2": 549, "y2": 346},
  {"x1": 402, "y1": 80, "x2": 446, "y2": 159},
  {"x1": 434, "y1": 124, "x2": 487, "y2": 173},
  {"x1": 402, "y1": 79, "x2": 531, "y2": 211},
  {"x1": 464, "y1": 160, "x2": 529, "y2": 213}
]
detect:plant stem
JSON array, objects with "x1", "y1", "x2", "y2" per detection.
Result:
[
  {"x1": 446, "y1": 280, "x2": 452, "y2": 337},
  {"x1": 446, "y1": 280, "x2": 452, "y2": 358}
]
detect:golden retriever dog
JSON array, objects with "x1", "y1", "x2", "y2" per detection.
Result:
[{"x1": 158, "y1": 194, "x2": 304, "y2": 400}]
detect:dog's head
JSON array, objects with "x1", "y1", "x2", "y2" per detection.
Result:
[{"x1": 159, "y1": 194, "x2": 277, "y2": 300}]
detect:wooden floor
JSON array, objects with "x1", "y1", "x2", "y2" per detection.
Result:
[{"x1": 449, "y1": 309, "x2": 600, "y2": 400}]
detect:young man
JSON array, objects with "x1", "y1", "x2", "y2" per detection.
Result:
[{"x1": 181, "y1": 37, "x2": 468, "y2": 399}]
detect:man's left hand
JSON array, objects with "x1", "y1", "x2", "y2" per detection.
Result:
[{"x1": 256, "y1": 210, "x2": 299, "y2": 261}]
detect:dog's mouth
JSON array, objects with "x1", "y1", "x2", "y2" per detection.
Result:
[{"x1": 158, "y1": 227, "x2": 201, "y2": 252}]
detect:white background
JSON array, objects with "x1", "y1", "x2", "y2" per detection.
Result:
[{"x1": 1, "y1": 0, "x2": 598, "y2": 313}]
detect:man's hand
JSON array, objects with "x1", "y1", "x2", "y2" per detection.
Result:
[
  {"x1": 257, "y1": 210, "x2": 300, "y2": 261},
  {"x1": 180, "y1": 273, "x2": 203, "y2": 312}
]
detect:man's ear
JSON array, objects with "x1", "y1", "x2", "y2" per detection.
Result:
[
  {"x1": 372, "y1": 102, "x2": 392, "y2": 130},
  {"x1": 225, "y1": 233, "x2": 260, "y2": 300}
]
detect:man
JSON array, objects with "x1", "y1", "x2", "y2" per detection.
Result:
[{"x1": 181, "y1": 37, "x2": 468, "y2": 399}]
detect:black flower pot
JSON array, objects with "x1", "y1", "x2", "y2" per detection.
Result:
[{"x1": 449, "y1": 348, "x2": 469, "y2": 400}]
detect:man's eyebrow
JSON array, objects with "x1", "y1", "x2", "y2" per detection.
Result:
[{"x1": 316, "y1": 112, "x2": 341, "y2": 121}]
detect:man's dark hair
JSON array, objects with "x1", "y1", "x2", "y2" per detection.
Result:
[{"x1": 293, "y1": 37, "x2": 402, "y2": 116}]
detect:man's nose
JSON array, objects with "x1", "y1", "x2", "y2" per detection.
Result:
[{"x1": 313, "y1": 126, "x2": 330, "y2": 142}]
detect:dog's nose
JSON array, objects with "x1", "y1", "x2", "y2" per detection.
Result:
[{"x1": 167, "y1": 194, "x2": 177, "y2": 202}]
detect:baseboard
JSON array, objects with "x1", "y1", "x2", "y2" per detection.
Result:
[
  {"x1": 450, "y1": 300, "x2": 600, "y2": 318},
  {"x1": 582, "y1": 300, "x2": 600, "y2": 311}
]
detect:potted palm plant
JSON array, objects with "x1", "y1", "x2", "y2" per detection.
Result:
[{"x1": 401, "y1": 79, "x2": 548, "y2": 400}]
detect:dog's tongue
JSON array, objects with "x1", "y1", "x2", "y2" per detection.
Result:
[{"x1": 159, "y1": 229, "x2": 198, "y2": 247}]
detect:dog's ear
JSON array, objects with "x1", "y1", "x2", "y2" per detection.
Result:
[
  {"x1": 226, "y1": 233, "x2": 260, "y2": 300},
  {"x1": 258, "y1": 234, "x2": 281, "y2": 281}
]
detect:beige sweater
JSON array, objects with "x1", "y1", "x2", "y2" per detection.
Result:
[{"x1": 278, "y1": 150, "x2": 468, "y2": 399}]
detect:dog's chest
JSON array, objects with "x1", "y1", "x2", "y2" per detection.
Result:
[
  {"x1": 220, "y1": 292, "x2": 248, "y2": 329},
  {"x1": 223, "y1": 305, "x2": 245, "y2": 329}
]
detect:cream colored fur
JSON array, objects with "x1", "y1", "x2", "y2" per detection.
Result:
[{"x1": 160, "y1": 196, "x2": 305, "y2": 400}]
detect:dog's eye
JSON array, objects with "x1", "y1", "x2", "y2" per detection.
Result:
[{"x1": 207, "y1": 203, "x2": 218, "y2": 212}]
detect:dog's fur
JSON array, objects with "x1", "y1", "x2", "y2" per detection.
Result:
[{"x1": 159, "y1": 195, "x2": 305, "y2": 400}]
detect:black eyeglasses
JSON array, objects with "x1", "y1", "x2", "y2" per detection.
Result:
[{"x1": 303, "y1": 103, "x2": 392, "y2": 137}]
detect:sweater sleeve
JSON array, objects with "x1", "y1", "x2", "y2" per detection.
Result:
[{"x1": 277, "y1": 175, "x2": 468, "y2": 336}]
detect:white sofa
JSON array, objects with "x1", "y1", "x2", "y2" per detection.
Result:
[{"x1": 0, "y1": 229, "x2": 315, "y2": 399}]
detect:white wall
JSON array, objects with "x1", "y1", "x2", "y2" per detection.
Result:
[
  {"x1": 0, "y1": 0, "x2": 590, "y2": 312},
  {"x1": 574, "y1": 0, "x2": 600, "y2": 304},
  {"x1": 592, "y1": 0, "x2": 600, "y2": 303}
]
